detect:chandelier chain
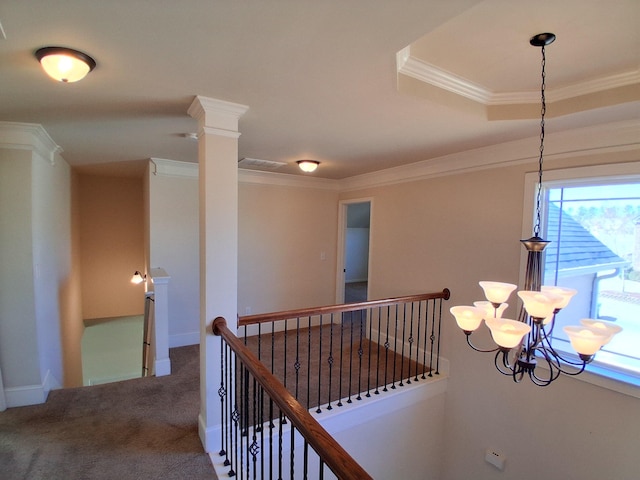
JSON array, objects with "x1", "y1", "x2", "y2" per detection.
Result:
[{"x1": 534, "y1": 44, "x2": 547, "y2": 237}]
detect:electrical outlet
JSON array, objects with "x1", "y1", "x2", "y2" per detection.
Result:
[
  {"x1": 485, "y1": 449, "x2": 506, "y2": 471},
  {"x1": 245, "y1": 307, "x2": 251, "y2": 315}
]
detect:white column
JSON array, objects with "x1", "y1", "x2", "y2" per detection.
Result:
[
  {"x1": 188, "y1": 96, "x2": 248, "y2": 452},
  {"x1": 150, "y1": 267, "x2": 171, "y2": 376}
]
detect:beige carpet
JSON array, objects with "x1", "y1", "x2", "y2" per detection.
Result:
[{"x1": 0, "y1": 345, "x2": 215, "y2": 480}]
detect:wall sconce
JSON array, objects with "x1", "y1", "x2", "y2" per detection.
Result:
[
  {"x1": 35, "y1": 46, "x2": 96, "y2": 83},
  {"x1": 130, "y1": 271, "x2": 146, "y2": 284},
  {"x1": 296, "y1": 160, "x2": 320, "y2": 173}
]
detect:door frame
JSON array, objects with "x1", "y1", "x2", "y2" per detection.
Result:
[{"x1": 335, "y1": 197, "x2": 373, "y2": 303}]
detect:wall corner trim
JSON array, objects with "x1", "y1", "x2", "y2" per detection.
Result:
[
  {"x1": 0, "y1": 121, "x2": 63, "y2": 165},
  {"x1": 150, "y1": 158, "x2": 198, "y2": 178}
]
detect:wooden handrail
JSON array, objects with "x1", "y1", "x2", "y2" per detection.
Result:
[
  {"x1": 212, "y1": 317, "x2": 373, "y2": 480},
  {"x1": 239, "y1": 288, "x2": 451, "y2": 326}
]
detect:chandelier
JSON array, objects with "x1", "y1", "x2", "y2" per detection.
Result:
[{"x1": 450, "y1": 33, "x2": 622, "y2": 386}]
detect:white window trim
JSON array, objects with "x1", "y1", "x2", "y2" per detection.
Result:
[{"x1": 522, "y1": 161, "x2": 640, "y2": 398}]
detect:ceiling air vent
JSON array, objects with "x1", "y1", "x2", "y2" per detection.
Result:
[{"x1": 238, "y1": 157, "x2": 287, "y2": 170}]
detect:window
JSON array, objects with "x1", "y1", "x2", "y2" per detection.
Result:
[{"x1": 523, "y1": 162, "x2": 640, "y2": 396}]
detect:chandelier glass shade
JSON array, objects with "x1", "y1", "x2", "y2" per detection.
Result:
[{"x1": 450, "y1": 33, "x2": 622, "y2": 386}]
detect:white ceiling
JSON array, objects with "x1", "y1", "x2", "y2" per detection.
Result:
[{"x1": 0, "y1": 0, "x2": 638, "y2": 179}]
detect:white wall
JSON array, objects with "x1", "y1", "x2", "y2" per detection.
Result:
[
  {"x1": 340, "y1": 149, "x2": 640, "y2": 480},
  {"x1": 32, "y1": 148, "x2": 70, "y2": 390},
  {"x1": 148, "y1": 159, "x2": 200, "y2": 347},
  {"x1": 0, "y1": 123, "x2": 69, "y2": 406}
]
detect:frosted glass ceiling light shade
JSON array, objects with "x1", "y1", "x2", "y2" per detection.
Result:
[
  {"x1": 485, "y1": 318, "x2": 531, "y2": 350},
  {"x1": 540, "y1": 286, "x2": 577, "y2": 310},
  {"x1": 479, "y1": 281, "x2": 517, "y2": 305},
  {"x1": 35, "y1": 47, "x2": 96, "y2": 83},
  {"x1": 517, "y1": 291, "x2": 562, "y2": 320},
  {"x1": 579, "y1": 319, "x2": 623, "y2": 346},
  {"x1": 563, "y1": 326, "x2": 609, "y2": 358},
  {"x1": 448, "y1": 33, "x2": 623, "y2": 386},
  {"x1": 474, "y1": 301, "x2": 508, "y2": 319},
  {"x1": 296, "y1": 160, "x2": 320, "y2": 173},
  {"x1": 450, "y1": 306, "x2": 485, "y2": 332}
]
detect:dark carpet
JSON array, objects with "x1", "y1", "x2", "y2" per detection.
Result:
[
  {"x1": 243, "y1": 316, "x2": 427, "y2": 414},
  {"x1": 0, "y1": 345, "x2": 215, "y2": 480}
]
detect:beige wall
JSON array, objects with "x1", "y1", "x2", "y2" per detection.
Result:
[
  {"x1": 239, "y1": 183, "x2": 339, "y2": 314},
  {"x1": 78, "y1": 175, "x2": 145, "y2": 320},
  {"x1": 340, "y1": 150, "x2": 640, "y2": 480}
]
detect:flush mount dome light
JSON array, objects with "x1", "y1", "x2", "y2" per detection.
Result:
[
  {"x1": 35, "y1": 46, "x2": 96, "y2": 83},
  {"x1": 296, "y1": 160, "x2": 320, "y2": 173}
]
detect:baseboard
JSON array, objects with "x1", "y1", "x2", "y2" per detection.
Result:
[
  {"x1": 369, "y1": 326, "x2": 449, "y2": 376},
  {"x1": 199, "y1": 413, "x2": 222, "y2": 453},
  {"x1": 169, "y1": 330, "x2": 199, "y2": 348},
  {"x1": 4, "y1": 368, "x2": 60, "y2": 408},
  {"x1": 154, "y1": 357, "x2": 171, "y2": 377}
]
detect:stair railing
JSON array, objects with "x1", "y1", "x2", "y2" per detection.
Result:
[{"x1": 213, "y1": 317, "x2": 372, "y2": 480}]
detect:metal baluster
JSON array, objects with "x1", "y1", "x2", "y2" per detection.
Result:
[
  {"x1": 435, "y1": 297, "x2": 443, "y2": 375},
  {"x1": 365, "y1": 307, "x2": 373, "y2": 397},
  {"x1": 237, "y1": 359, "x2": 245, "y2": 478},
  {"x1": 295, "y1": 317, "x2": 301, "y2": 401},
  {"x1": 428, "y1": 299, "x2": 437, "y2": 377},
  {"x1": 251, "y1": 375, "x2": 258, "y2": 480},
  {"x1": 399, "y1": 303, "x2": 407, "y2": 386},
  {"x1": 307, "y1": 316, "x2": 312, "y2": 410},
  {"x1": 229, "y1": 346, "x2": 238, "y2": 477},
  {"x1": 406, "y1": 302, "x2": 415, "y2": 384},
  {"x1": 337, "y1": 312, "x2": 345, "y2": 407},
  {"x1": 283, "y1": 319, "x2": 288, "y2": 390},
  {"x1": 303, "y1": 439, "x2": 309, "y2": 480},
  {"x1": 414, "y1": 301, "x2": 423, "y2": 382},
  {"x1": 219, "y1": 337, "x2": 227, "y2": 459},
  {"x1": 347, "y1": 311, "x2": 354, "y2": 404},
  {"x1": 268, "y1": 394, "x2": 274, "y2": 480},
  {"x1": 290, "y1": 425, "x2": 296, "y2": 480},
  {"x1": 383, "y1": 306, "x2": 391, "y2": 392},
  {"x1": 356, "y1": 308, "x2": 364, "y2": 401},
  {"x1": 259, "y1": 382, "x2": 264, "y2": 480},
  {"x1": 244, "y1": 363, "x2": 250, "y2": 478},
  {"x1": 326, "y1": 313, "x2": 334, "y2": 410},
  {"x1": 375, "y1": 306, "x2": 382, "y2": 395},
  {"x1": 278, "y1": 406, "x2": 284, "y2": 480},
  {"x1": 316, "y1": 315, "x2": 323, "y2": 413},
  {"x1": 391, "y1": 304, "x2": 398, "y2": 389},
  {"x1": 422, "y1": 300, "x2": 430, "y2": 379}
]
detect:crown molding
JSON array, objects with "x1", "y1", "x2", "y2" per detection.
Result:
[
  {"x1": 338, "y1": 119, "x2": 640, "y2": 191},
  {"x1": 397, "y1": 46, "x2": 640, "y2": 106},
  {"x1": 239, "y1": 168, "x2": 340, "y2": 190},
  {"x1": 153, "y1": 120, "x2": 639, "y2": 191},
  {"x1": 150, "y1": 158, "x2": 198, "y2": 178},
  {"x1": 0, "y1": 121, "x2": 62, "y2": 165}
]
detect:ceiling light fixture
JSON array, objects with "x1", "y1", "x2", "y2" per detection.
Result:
[
  {"x1": 296, "y1": 160, "x2": 320, "y2": 173},
  {"x1": 450, "y1": 33, "x2": 621, "y2": 386},
  {"x1": 35, "y1": 46, "x2": 96, "y2": 83}
]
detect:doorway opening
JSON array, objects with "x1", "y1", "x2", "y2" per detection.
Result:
[{"x1": 337, "y1": 200, "x2": 372, "y2": 303}]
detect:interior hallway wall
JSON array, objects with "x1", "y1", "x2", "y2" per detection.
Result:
[
  {"x1": 147, "y1": 160, "x2": 200, "y2": 347},
  {"x1": 0, "y1": 123, "x2": 71, "y2": 405},
  {"x1": 78, "y1": 175, "x2": 145, "y2": 320},
  {"x1": 238, "y1": 182, "x2": 339, "y2": 315}
]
